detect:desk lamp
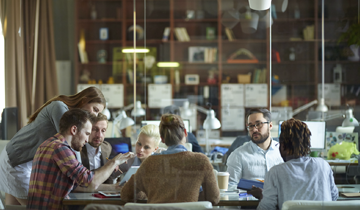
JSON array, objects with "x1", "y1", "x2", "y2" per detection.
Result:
[
  {"x1": 102, "y1": 102, "x2": 111, "y2": 120},
  {"x1": 111, "y1": 110, "x2": 135, "y2": 137},
  {"x1": 316, "y1": 0, "x2": 329, "y2": 115},
  {"x1": 131, "y1": 101, "x2": 146, "y2": 117},
  {"x1": 110, "y1": 101, "x2": 145, "y2": 137},
  {"x1": 248, "y1": 0, "x2": 271, "y2": 10},
  {"x1": 203, "y1": 108, "x2": 221, "y2": 154},
  {"x1": 182, "y1": 102, "x2": 221, "y2": 154}
]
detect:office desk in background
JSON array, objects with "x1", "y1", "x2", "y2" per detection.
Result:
[{"x1": 63, "y1": 192, "x2": 259, "y2": 207}]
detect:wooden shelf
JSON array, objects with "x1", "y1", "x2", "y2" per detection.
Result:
[
  {"x1": 125, "y1": 19, "x2": 169, "y2": 23},
  {"x1": 125, "y1": 40, "x2": 164, "y2": 44},
  {"x1": 174, "y1": 19, "x2": 218, "y2": 23},
  {"x1": 273, "y1": 18, "x2": 316, "y2": 22},
  {"x1": 78, "y1": 19, "x2": 122, "y2": 23},
  {"x1": 74, "y1": 0, "x2": 359, "y2": 127},
  {"x1": 173, "y1": 40, "x2": 219, "y2": 44},
  {"x1": 272, "y1": 61, "x2": 315, "y2": 64},
  {"x1": 222, "y1": 40, "x2": 266, "y2": 43},
  {"x1": 78, "y1": 62, "x2": 116, "y2": 66},
  {"x1": 86, "y1": 40, "x2": 123, "y2": 44}
]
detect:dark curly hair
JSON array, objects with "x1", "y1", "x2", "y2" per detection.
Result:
[{"x1": 279, "y1": 118, "x2": 312, "y2": 158}]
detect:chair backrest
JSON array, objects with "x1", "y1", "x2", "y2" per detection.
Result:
[
  {"x1": 282, "y1": 200, "x2": 360, "y2": 210},
  {"x1": 124, "y1": 201, "x2": 212, "y2": 210}
]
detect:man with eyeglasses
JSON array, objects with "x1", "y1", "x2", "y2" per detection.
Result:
[{"x1": 226, "y1": 108, "x2": 283, "y2": 190}]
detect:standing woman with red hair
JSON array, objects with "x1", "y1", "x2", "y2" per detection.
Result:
[{"x1": 0, "y1": 87, "x2": 106, "y2": 205}]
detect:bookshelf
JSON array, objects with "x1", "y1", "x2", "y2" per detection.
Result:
[{"x1": 75, "y1": 0, "x2": 360, "y2": 136}]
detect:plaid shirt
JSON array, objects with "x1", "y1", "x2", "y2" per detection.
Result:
[{"x1": 27, "y1": 133, "x2": 94, "y2": 210}]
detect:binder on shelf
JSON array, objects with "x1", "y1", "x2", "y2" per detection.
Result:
[{"x1": 162, "y1": 27, "x2": 170, "y2": 42}]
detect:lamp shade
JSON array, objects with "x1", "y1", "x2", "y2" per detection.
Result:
[
  {"x1": 248, "y1": 0, "x2": 272, "y2": 11},
  {"x1": 342, "y1": 108, "x2": 359, "y2": 127},
  {"x1": 117, "y1": 111, "x2": 135, "y2": 130},
  {"x1": 182, "y1": 101, "x2": 193, "y2": 117},
  {"x1": 203, "y1": 110, "x2": 221, "y2": 129},
  {"x1": 131, "y1": 101, "x2": 146, "y2": 116},
  {"x1": 315, "y1": 98, "x2": 328, "y2": 112}
]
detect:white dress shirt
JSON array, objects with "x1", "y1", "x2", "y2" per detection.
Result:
[
  {"x1": 257, "y1": 157, "x2": 338, "y2": 210},
  {"x1": 226, "y1": 139, "x2": 283, "y2": 187},
  {"x1": 85, "y1": 143, "x2": 102, "y2": 171}
]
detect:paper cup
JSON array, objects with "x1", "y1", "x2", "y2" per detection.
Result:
[{"x1": 217, "y1": 172, "x2": 230, "y2": 191}]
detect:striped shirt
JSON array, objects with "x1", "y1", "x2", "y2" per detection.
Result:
[
  {"x1": 27, "y1": 133, "x2": 94, "y2": 210},
  {"x1": 227, "y1": 139, "x2": 284, "y2": 186}
]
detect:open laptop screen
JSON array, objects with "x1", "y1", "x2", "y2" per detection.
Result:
[
  {"x1": 104, "y1": 137, "x2": 132, "y2": 158},
  {"x1": 278, "y1": 121, "x2": 326, "y2": 150}
]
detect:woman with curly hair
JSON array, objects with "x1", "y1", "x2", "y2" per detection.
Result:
[{"x1": 257, "y1": 118, "x2": 338, "y2": 210}]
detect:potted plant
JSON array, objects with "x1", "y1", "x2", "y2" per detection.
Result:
[{"x1": 338, "y1": 19, "x2": 360, "y2": 61}]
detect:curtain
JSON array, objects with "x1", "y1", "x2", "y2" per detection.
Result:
[{"x1": 0, "y1": 0, "x2": 58, "y2": 127}]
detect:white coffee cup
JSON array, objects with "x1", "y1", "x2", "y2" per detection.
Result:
[{"x1": 217, "y1": 172, "x2": 230, "y2": 191}]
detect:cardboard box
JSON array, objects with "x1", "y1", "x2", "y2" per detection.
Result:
[{"x1": 237, "y1": 74, "x2": 251, "y2": 84}]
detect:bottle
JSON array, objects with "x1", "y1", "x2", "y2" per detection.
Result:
[
  {"x1": 294, "y1": 4, "x2": 300, "y2": 19},
  {"x1": 289, "y1": 48, "x2": 295, "y2": 61},
  {"x1": 91, "y1": 5, "x2": 97, "y2": 20}
]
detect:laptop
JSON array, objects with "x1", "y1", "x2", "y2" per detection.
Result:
[{"x1": 119, "y1": 166, "x2": 140, "y2": 186}]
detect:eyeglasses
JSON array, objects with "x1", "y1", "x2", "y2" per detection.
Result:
[{"x1": 246, "y1": 122, "x2": 269, "y2": 131}]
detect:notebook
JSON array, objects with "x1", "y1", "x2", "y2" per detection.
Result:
[
  {"x1": 119, "y1": 166, "x2": 140, "y2": 186},
  {"x1": 237, "y1": 178, "x2": 264, "y2": 190}
]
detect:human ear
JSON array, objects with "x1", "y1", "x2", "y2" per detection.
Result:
[{"x1": 70, "y1": 125, "x2": 78, "y2": 135}]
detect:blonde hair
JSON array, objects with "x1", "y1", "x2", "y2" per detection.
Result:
[{"x1": 138, "y1": 124, "x2": 161, "y2": 147}]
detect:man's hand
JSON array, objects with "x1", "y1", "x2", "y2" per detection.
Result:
[
  {"x1": 113, "y1": 152, "x2": 135, "y2": 165},
  {"x1": 247, "y1": 186, "x2": 263, "y2": 200}
]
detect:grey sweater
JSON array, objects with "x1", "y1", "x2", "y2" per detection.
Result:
[{"x1": 6, "y1": 101, "x2": 68, "y2": 167}]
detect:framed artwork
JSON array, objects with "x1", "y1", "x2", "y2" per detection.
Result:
[
  {"x1": 99, "y1": 28, "x2": 109, "y2": 40},
  {"x1": 188, "y1": 47, "x2": 207, "y2": 62}
]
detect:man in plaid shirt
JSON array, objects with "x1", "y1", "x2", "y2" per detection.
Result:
[{"x1": 27, "y1": 109, "x2": 134, "y2": 210}]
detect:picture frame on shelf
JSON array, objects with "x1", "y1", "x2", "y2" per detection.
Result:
[
  {"x1": 206, "y1": 27, "x2": 216, "y2": 40},
  {"x1": 188, "y1": 47, "x2": 207, "y2": 63},
  {"x1": 99, "y1": 28, "x2": 109, "y2": 40},
  {"x1": 185, "y1": 74, "x2": 200, "y2": 85}
]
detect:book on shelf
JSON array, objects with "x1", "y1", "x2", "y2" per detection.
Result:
[
  {"x1": 181, "y1": 28, "x2": 190, "y2": 41},
  {"x1": 225, "y1": 27, "x2": 235, "y2": 41},
  {"x1": 162, "y1": 27, "x2": 170, "y2": 42},
  {"x1": 252, "y1": 68, "x2": 267, "y2": 83},
  {"x1": 174, "y1": 27, "x2": 190, "y2": 41},
  {"x1": 189, "y1": 46, "x2": 217, "y2": 63},
  {"x1": 77, "y1": 43, "x2": 89, "y2": 64}
]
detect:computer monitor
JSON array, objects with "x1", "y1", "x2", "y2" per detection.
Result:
[
  {"x1": 278, "y1": 121, "x2": 326, "y2": 150},
  {"x1": 104, "y1": 137, "x2": 132, "y2": 158},
  {"x1": 141, "y1": 119, "x2": 190, "y2": 132}
]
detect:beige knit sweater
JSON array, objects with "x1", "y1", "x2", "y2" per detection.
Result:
[{"x1": 121, "y1": 151, "x2": 220, "y2": 205}]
